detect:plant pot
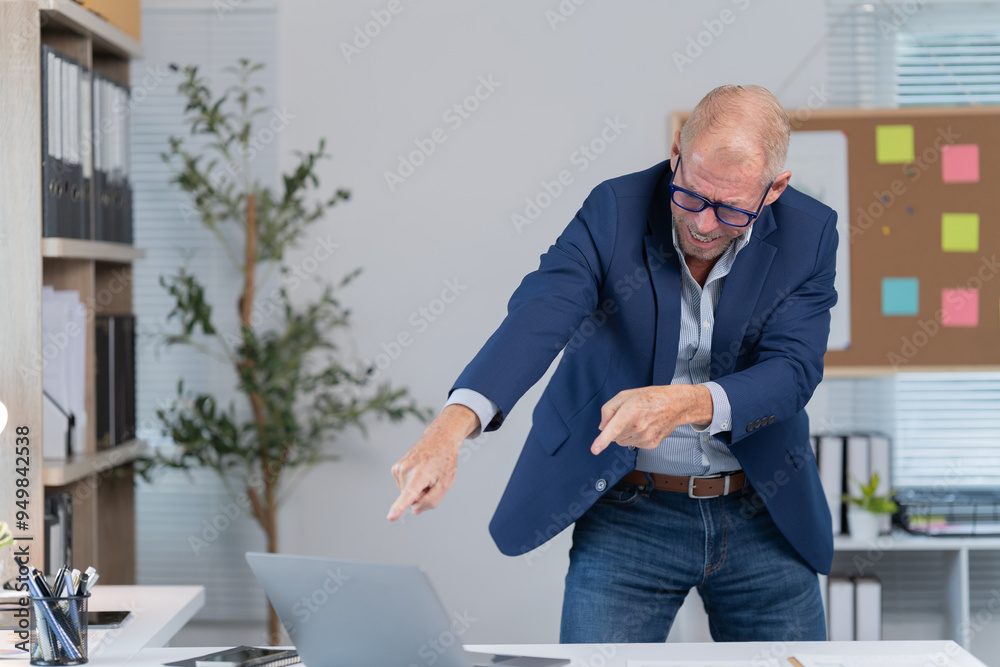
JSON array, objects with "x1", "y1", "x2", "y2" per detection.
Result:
[{"x1": 848, "y1": 507, "x2": 881, "y2": 542}]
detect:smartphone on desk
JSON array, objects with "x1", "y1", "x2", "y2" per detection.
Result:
[{"x1": 87, "y1": 610, "x2": 130, "y2": 628}]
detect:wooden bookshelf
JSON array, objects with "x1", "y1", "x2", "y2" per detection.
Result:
[{"x1": 0, "y1": 0, "x2": 142, "y2": 583}]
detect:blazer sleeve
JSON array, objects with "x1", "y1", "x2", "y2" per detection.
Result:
[
  {"x1": 715, "y1": 210, "x2": 839, "y2": 444},
  {"x1": 450, "y1": 182, "x2": 619, "y2": 430}
]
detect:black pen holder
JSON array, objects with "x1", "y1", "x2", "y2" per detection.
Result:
[{"x1": 28, "y1": 595, "x2": 90, "y2": 666}]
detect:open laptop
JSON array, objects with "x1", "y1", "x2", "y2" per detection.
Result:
[{"x1": 245, "y1": 553, "x2": 568, "y2": 667}]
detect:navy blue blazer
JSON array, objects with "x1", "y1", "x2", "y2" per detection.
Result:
[{"x1": 453, "y1": 160, "x2": 838, "y2": 574}]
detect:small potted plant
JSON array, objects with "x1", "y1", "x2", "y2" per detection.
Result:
[
  {"x1": 0, "y1": 521, "x2": 13, "y2": 586},
  {"x1": 844, "y1": 472, "x2": 898, "y2": 541}
]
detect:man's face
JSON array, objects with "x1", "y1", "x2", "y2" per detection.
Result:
[{"x1": 670, "y1": 150, "x2": 767, "y2": 262}]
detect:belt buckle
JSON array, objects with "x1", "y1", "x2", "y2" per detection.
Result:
[{"x1": 688, "y1": 474, "x2": 730, "y2": 499}]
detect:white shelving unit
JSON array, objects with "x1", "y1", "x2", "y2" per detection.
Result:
[{"x1": 831, "y1": 531, "x2": 1000, "y2": 651}]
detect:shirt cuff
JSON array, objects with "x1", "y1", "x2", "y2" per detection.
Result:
[
  {"x1": 694, "y1": 381, "x2": 732, "y2": 436},
  {"x1": 444, "y1": 388, "x2": 500, "y2": 440}
]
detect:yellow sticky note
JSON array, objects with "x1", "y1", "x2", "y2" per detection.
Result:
[
  {"x1": 942, "y1": 213, "x2": 979, "y2": 252},
  {"x1": 876, "y1": 125, "x2": 915, "y2": 164}
]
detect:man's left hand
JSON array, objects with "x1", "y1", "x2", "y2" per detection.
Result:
[{"x1": 590, "y1": 385, "x2": 714, "y2": 455}]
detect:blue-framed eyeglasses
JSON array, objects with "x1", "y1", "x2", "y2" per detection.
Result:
[{"x1": 668, "y1": 154, "x2": 774, "y2": 228}]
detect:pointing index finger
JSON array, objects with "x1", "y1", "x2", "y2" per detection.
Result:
[
  {"x1": 387, "y1": 478, "x2": 431, "y2": 521},
  {"x1": 590, "y1": 416, "x2": 624, "y2": 456}
]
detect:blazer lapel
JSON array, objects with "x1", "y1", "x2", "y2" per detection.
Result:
[
  {"x1": 645, "y1": 169, "x2": 683, "y2": 387},
  {"x1": 711, "y1": 207, "x2": 778, "y2": 378}
]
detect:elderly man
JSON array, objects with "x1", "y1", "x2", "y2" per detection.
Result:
[{"x1": 388, "y1": 85, "x2": 837, "y2": 643}]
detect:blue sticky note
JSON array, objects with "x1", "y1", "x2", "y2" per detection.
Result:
[{"x1": 882, "y1": 277, "x2": 919, "y2": 316}]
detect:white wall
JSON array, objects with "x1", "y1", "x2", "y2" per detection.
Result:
[{"x1": 274, "y1": 0, "x2": 830, "y2": 643}]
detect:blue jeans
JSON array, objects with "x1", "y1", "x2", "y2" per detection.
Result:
[{"x1": 560, "y1": 476, "x2": 826, "y2": 643}]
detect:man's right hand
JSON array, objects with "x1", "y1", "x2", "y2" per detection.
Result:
[{"x1": 387, "y1": 404, "x2": 481, "y2": 521}]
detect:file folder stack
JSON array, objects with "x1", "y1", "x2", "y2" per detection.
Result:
[
  {"x1": 41, "y1": 46, "x2": 90, "y2": 240},
  {"x1": 93, "y1": 72, "x2": 133, "y2": 244},
  {"x1": 826, "y1": 575, "x2": 883, "y2": 641},
  {"x1": 41, "y1": 287, "x2": 88, "y2": 461},
  {"x1": 812, "y1": 433, "x2": 895, "y2": 536},
  {"x1": 94, "y1": 315, "x2": 136, "y2": 450}
]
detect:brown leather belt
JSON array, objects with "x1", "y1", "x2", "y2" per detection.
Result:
[{"x1": 621, "y1": 470, "x2": 747, "y2": 498}]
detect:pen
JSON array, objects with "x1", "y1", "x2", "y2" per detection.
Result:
[
  {"x1": 28, "y1": 567, "x2": 53, "y2": 598},
  {"x1": 84, "y1": 572, "x2": 99, "y2": 593},
  {"x1": 63, "y1": 569, "x2": 82, "y2": 636},
  {"x1": 76, "y1": 571, "x2": 90, "y2": 596},
  {"x1": 62, "y1": 571, "x2": 77, "y2": 599},
  {"x1": 52, "y1": 565, "x2": 69, "y2": 597}
]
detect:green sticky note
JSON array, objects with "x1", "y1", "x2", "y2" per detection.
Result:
[
  {"x1": 876, "y1": 125, "x2": 915, "y2": 164},
  {"x1": 942, "y1": 213, "x2": 979, "y2": 252}
]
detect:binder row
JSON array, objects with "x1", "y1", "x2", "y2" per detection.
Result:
[
  {"x1": 95, "y1": 315, "x2": 136, "y2": 450},
  {"x1": 41, "y1": 45, "x2": 132, "y2": 244},
  {"x1": 94, "y1": 71, "x2": 133, "y2": 244},
  {"x1": 41, "y1": 45, "x2": 89, "y2": 240},
  {"x1": 812, "y1": 433, "x2": 894, "y2": 536},
  {"x1": 827, "y1": 575, "x2": 882, "y2": 641}
]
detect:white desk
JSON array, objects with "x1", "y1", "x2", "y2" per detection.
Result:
[
  {"x1": 88, "y1": 586, "x2": 205, "y2": 661},
  {"x1": 125, "y1": 640, "x2": 988, "y2": 667}
]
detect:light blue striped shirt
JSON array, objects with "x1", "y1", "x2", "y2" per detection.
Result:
[{"x1": 447, "y1": 222, "x2": 753, "y2": 476}]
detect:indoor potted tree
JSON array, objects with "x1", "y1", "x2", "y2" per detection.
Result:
[{"x1": 141, "y1": 60, "x2": 429, "y2": 644}]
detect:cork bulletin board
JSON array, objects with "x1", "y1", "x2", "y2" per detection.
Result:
[{"x1": 671, "y1": 107, "x2": 1000, "y2": 372}]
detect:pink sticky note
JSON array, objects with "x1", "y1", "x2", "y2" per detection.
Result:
[
  {"x1": 942, "y1": 144, "x2": 980, "y2": 183},
  {"x1": 942, "y1": 289, "x2": 979, "y2": 327}
]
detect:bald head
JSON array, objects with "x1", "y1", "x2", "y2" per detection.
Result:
[{"x1": 679, "y1": 85, "x2": 790, "y2": 188}]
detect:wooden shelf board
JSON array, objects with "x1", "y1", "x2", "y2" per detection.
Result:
[
  {"x1": 42, "y1": 237, "x2": 145, "y2": 262},
  {"x1": 43, "y1": 438, "x2": 148, "y2": 486},
  {"x1": 39, "y1": 0, "x2": 142, "y2": 59}
]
